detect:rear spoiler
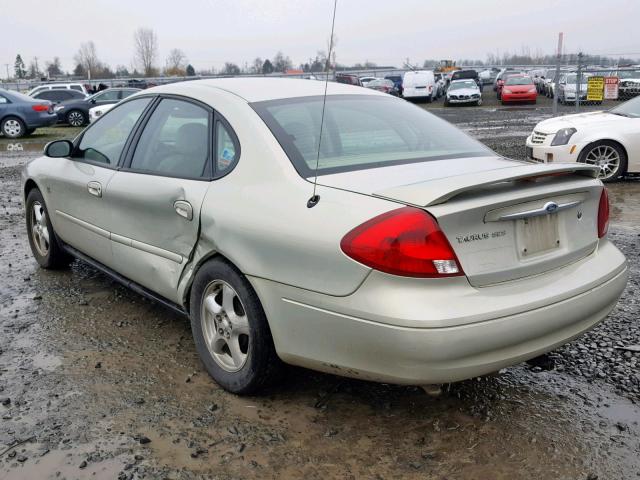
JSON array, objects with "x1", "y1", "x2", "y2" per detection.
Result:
[{"x1": 373, "y1": 163, "x2": 599, "y2": 207}]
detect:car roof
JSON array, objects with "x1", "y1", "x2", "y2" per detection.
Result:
[{"x1": 144, "y1": 78, "x2": 382, "y2": 103}]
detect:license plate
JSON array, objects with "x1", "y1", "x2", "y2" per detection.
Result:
[{"x1": 518, "y1": 214, "x2": 559, "y2": 256}]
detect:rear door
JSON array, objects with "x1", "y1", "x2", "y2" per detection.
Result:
[
  {"x1": 46, "y1": 97, "x2": 153, "y2": 265},
  {"x1": 103, "y1": 97, "x2": 221, "y2": 303}
]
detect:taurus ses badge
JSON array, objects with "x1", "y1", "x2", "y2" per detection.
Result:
[{"x1": 544, "y1": 201, "x2": 559, "y2": 214}]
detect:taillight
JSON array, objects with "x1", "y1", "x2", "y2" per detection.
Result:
[
  {"x1": 340, "y1": 207, "x2": 464, "y2": 278},
  {"x1": 597, "y1": 188, "x2": 609, "y2": 238},
  {"x1": 31, "y1": 104, "x2": 49, "y2": 112}
]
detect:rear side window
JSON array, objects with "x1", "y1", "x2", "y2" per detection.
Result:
[
  {"x1": 129, "y1": 99, "x2": 210, "y2": 179},
  {"x1": 76, "y1": 97, "x2": 151, "y2": 166},
  {"x1": 0, "y1": 96, "x2": 8, "y2": 104},
  {"x1": 215, "y1": 119, "x2": 239, "y2": 175},
  {"x1": 70, "y1": 85, "x2": 83, "y2": 92},
  {"x1": 252, "y1": 95, "x2": 490, "y2": 177}
]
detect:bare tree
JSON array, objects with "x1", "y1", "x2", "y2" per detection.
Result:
[
  {"x1": 165, "y1": 48, "x2": 187, "y2": 75},
  {"x1": 251, "y1": 57, "x2": 263, "y2": 74},
  {"x1": 75, "y1": 41, "x2": 100, "y2": 79},
  {"x1": 46, "y1": 57, "x2": 63, "y2": 77},
  {"x1": 133, "y1": 28, "x2": 158, "y2": 77}
]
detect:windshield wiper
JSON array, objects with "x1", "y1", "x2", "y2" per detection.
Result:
[{"x1": 609, "y1": 111, "x2": 630, "y2": 117}]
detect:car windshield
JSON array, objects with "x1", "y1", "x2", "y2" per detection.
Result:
[
  {"x1": 618, "y1": 70, "x2": 640, "y2": 79},
  {"x1": 610, "y1": 95, "x2": 640, "y2": 118},
  {"x1": 449, "y1": 81, "x2": 477, "y2": 90},
  {"x1": 251, "y1": 95, "x2": 491, "y2": 177},
  {"x1": 4, "y1": 90, "x2": 35, "y2": 102},
  {"x1": 505, "y1": 77, "x2": 533, "y2": 85}
]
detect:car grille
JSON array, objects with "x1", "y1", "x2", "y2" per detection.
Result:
[
  {"x1": 450, "y1": 94, "x2": 470, "y2": 100},
  {"x1": 530, "y1": 131, "x2": 550, "y2": 145}
]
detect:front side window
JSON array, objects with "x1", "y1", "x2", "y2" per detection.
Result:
[
  {"x1": 121, "y1": 90, "x2": 138, "y2": 100},
  {"x1": 76, "y1": 97, "x2": 151, "y2": 166},
  {"x1": 252, "y1": 95, "x2": 490, "y2": 177},
  {"x1": 129, "y1": 99, "x2": 210, "y2": 178}
]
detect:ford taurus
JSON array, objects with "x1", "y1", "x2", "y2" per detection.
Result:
[{"x1": 22, "y1": 78, "x2": 628, "y2": 394}]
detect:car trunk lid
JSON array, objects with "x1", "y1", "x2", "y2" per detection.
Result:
[{"x1": 319, "y1": 158, "x2": 601, "y2": 286}]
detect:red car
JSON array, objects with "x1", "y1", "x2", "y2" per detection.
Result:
[{"x1": 500, "y1": 75, "x2": 537, "y2": 104}]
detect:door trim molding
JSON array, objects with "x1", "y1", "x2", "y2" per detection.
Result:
[{"x1": 56, "y1": 210, "x2": 183, "y2": 264}]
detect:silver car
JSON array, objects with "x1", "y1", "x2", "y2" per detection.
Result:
[{"x1": 22, "y1": 78, "x2": 628, "y2": 394}]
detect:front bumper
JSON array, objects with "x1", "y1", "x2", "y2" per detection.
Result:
[
  {"x1": 251, "y1": 240, "x2": 627, "y2": 385},
  {"x1": 525, "y1": 134, "x2": 588, "y2": 163},
  {"x1": 501, "y1": 93, "x2": 537, "y2": 102},
  {"x1": 447, "y1": 96, "x2": 480, "y2": 104}
]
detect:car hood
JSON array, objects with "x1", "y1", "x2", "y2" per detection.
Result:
[
  {"x1": 534, "y1": 111, "x2": 626, "y2": 133},
  {"x1": 502, "y1": 84, "x2": 534, "y2": 92},
  {"x1": 317, "y1": 156, "x2": 597, "y2": 206},
  {"x1": 448, "y1": 88, "x2": 478, "y2": 95}
]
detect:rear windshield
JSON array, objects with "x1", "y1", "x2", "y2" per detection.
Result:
[{"x1": 251, "y1": 95, "x2": 491, "y2": 177}]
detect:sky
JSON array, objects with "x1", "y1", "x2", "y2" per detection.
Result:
[{"x1": 2, "y1": 0, "x2": 640, "y2": 76}]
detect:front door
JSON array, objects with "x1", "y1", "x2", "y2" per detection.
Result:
[
  {"x1": 48, "y1": 97, "x2": 153, "y2": 265},
  {"x1": 103, "y1": 98, "x2": 213, "y2": 303}
]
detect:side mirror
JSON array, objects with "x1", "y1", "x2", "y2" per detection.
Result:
[
  {"x1": 45, "y1": 140, "x2": 73, "y2": 158},
  {"x1": 91, "y1": 98, "x2": 96, "y2": 104}
]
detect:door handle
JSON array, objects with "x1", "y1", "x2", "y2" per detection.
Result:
[
  {"x1": 87, "y1": 181, "x2": 102, "y2": 197},
  {"x1": 174, "y1": 200, "x2": 193, "y2": 221}
]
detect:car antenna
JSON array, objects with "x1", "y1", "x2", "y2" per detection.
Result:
[{"x1": 307, "y1": 0, "x2": 338, "y2": 209}]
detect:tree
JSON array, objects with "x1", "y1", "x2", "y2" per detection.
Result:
[
  {"x1": 222, "y1": 62, "x2": 241, "y2": 75},
  {"x1": 165, "y1": 48, "x2": 187, "y2": 76},
  {"x1": 186, "y1": 64, "x2": 196, "y2": 76},
  {"x1": 115, "y1": 65, "x2": 130, "y2": 77},
  {"x1": 14, "y1": 54, "x2": 26, "y2": 79},
  {"x1": 272, "y1": 51, "x2": 292, "y2": 73},
  {"x1": 261, "y1": 59, "x2": 274, "y2": 74},
  {"x1": 74, "y1": 41, "x2": 100, "y2": 79},
  {"x1": 28, "y1": 59, "x2": 41, "y2": 79},
  {"x1": 73, "y1": 64, "x2": 86, "y2": 77},
  {"x1": 46, "y1": 57, "x2": 63, "y2": 77},
  {"x1": 250, "y1": 57, "x2": 263, "y2": 74},
  {"x1": 133, "y1": 27, "x2": 158, "y2": 77}
]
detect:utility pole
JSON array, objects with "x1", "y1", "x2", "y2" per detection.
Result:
[
  {"x1": 575, "y1": 52, "x2": 583, "y2": 113},
  {"x1": 552, "y1": 32, "x2": 563, "y2": 116},
  {"x1": 34, "y1": 56, "x2": 39, "y2": 78},
  {"x1": 4, "y1": 64, "x2": 9, "y2": 81}
]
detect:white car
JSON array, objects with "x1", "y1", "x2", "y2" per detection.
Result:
[
  {"x1": 359, "y1": 76, "x2": 377, "y2": 87},
  {"x1": 27, "y1": 83, "x2": 88, "y2": 97},
  {"x1": 526, "y1": 96, "x2": 640, "y2": 181},
  {"x1": 557, "y1": 73, "x2": 592, "y2": 105},
  {"x1": 445, "y1": 79, "x2": 482, "y2": 106},
  {"x1": 402, "y1": 70, "x2": 436, "y2": 101},
  {"x1": 89, "y1": 103, "x2": 115, "y2": 123},
  {"x1": 22, "y1": 78, "x2": 627, "y2": 394}
]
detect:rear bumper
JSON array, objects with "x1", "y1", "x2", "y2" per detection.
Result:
[
  {"x1": 251, "y1": 240, "x2": 627, "y2": 385},
  {"x1": 25, "y1": 113, "x2": 58, "y2": 129}
]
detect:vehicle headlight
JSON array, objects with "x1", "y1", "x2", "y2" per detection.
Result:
[
  {"x1": 551, "y1": 127, "x2": 577, "y2": 146},
  {"x1": 503, "y1": 88, "x2": 512, "y2": 94},
  {"x1": 528, "y1": 87, "x2": 537, "y2": 93}
]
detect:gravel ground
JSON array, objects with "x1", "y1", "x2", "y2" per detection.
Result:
[{"x1": 1, "y1": 104, "x2": 639, "y2": 479}]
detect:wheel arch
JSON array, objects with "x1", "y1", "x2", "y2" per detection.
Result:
[
  {"x1": 0, "y1": 113, "x2": 27, "y2": 128},
  {"x1": 577, "y1": 138, "x2": 629, "y2": 174},
  {"x1": 23, "y1": 178, "x2": 40, "y2": 202}
]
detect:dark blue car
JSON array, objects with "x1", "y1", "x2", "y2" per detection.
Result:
[{"x1": 0, "y1": 89, "x2": 57, "y2": 138}]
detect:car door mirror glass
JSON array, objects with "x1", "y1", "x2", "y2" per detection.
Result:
[{"x1": 45, "y1": 140, "x2": 73, "y2": 158}]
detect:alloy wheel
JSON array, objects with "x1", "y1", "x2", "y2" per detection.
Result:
[
  {"x1": 3, "y1": 119, "x2": 23, "y2": 137},
  {"x1": 200, "y1": 280, "x2": 250, "y2": 372},
  {"x1": 583, "y1": 145, "x2": 621, "y2": 180},
  {"x1": 30, "y1": 201, "x2": 50, "y2": 256},
  {"x1": 67, "y1": 111, "x2": 84, "y2": 127}
]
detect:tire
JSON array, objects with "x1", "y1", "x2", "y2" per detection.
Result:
[
  {"x1": 1, "y1": 116, "x2": 26, "y2": 138},
  {"x1": 25, "y1": 188, "x2": 73, "y2": 269},
  {"x1": 476, "y1": 98, "x2": 483, "y2": 106},
  {"x1": 66, "y1": 110, "x2": 86, "y2": 127},
  {"x1": 190, "y1": 258, "x2": 283, "y2": 394},
  {"x1": 578, "y1": 140, "x2": 627, "y2": 182},
  {"x1": 26, "y1": 128, "x2": 35, "y2": 135}
]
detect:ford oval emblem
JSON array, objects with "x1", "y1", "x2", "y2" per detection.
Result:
[{"x1": 544, "y1": 201, "x2": 559, "y2": 214}]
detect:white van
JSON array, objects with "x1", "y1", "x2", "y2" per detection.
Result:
[
  {"x1": 402, "y1": 70, "x2": 436, "y2": 101},
  {"x1": 27, "y1": 83, "x2": 88, "y2": 97}
]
